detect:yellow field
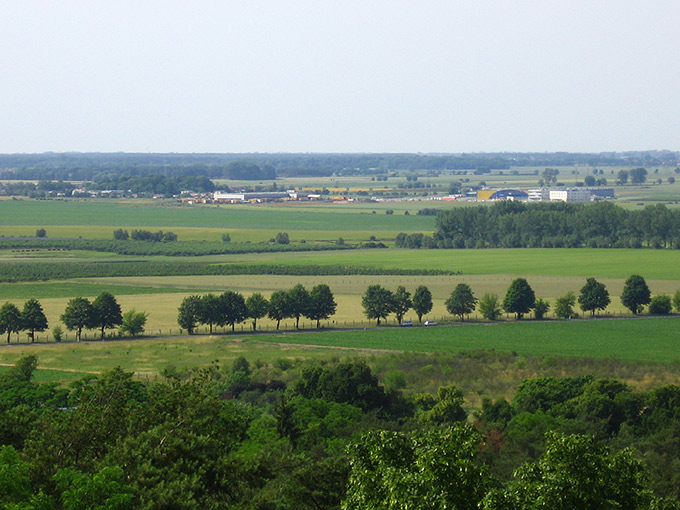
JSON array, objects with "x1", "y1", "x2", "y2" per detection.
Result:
[{"x1": 8, "y1": 273, "x2": 677, "y2": 342}]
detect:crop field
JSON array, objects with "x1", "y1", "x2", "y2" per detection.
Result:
[
  {"x1": 196, "y1": 247, "x2": 680, "y2": 281},
  {"x1": 0, "y1": 199, "x2": 435, "y2": 241}
]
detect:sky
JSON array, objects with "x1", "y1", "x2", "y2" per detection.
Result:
[{"x1": 1, "y1": 1, "x2": 679, "y2": 154}]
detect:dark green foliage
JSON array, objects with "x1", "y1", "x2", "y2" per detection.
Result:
[
  {"x1": 113, "y1": 228, "x2": 129, "y2": 240},
  {"x1": 412, "y1": 285, "x2": 433, "y2": 323},
  {"x1": 446, "y1": 283, "x2": 477, "y2": 321},
  {"x1": 35, "y1": 228, "x2": 47, "y2": 238},
  {"x1": 198, "y1": 293, "x2": 222, "y2": 334},
  {"x1": 391, "y1": 286, "x2": 412, "y2": 323},
  {"x1": 130, "y1": 229, "x2": 177, "y2": 242},
  {"x1": 177, "y1": 295, "x2": 202, "y2": 334},
  {"x1": 513, "y1": 376, "x2": 594, "y2": 414},
  {"x1": 307, "y1": 284, "x2": 337, "y2": 328},
  {"x1": 92, "y1": 174, "x2": 216, "y2": 194},
  {"x1": 483, "y1": 432, "x2": 653, "y2": 510},
  {"x1": 287, "y1": 284, "x2": 311, "y2": 329},
  {"x1": 649, "y1": 295, "x2": 672, "y2": 315},
  {"x1": 417, "y1": 385, "x2": 468, "y2": 424},
  {"x1": 533, "y1": 298, "x2": 550, "y2": 319},
  {"x1": 0, "y1": 302, "x2": 22, "y2": 343},
  {"x1": 361, "y1": 285, "x2": 394, "y2": 326},
  {"x1": 245, "y1": 292, "x2": 269, "y2": 331},
  {"x1": 578, "y1": 277, "x2": 611, "y2": 316},
  {"x1": 290, "y1": 362, "x2": 394, "y2": 414},
  {"x1": 503, "y1": 278, "x2": 535, "y2": 320},
  {"x1": 434, "y1": 201, "x2": 680, "y2": 249},
  {"x1": 275, "y1": 232, "x2": 290, "y2": 245},
  {"x1": 343, "y1": 425, "x2": 488, "y2": 510},
  {"x1": 92, "y1": 292, "x2": 123, "y2": 340},
  {"x1": 219, "y1": 290, "x2": 247, "y2": 331},
  {"x1": 21, "y1": 298, "x2": 48, "y2": 342},
  {"x1": 60, "y1": 297, "x2": 96, "y2": 341},
  {"x1": 0, "y1": 351, "x2": 679, "y2": 507},
  {"x1": 555, "y1": 291, "x2": 577, "y2": 319},
  {"x1": 621, "y1": 274, "x2": 652, "y2": 315},
  {"x1": 268, "y1": 290, "x2": 292, "y2": 330}
]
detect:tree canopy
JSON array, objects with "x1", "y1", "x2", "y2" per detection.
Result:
[
  {"x1": 621, "y1": 275, "x2": 652, "y2": 315},
  {"x1": 361, "y1": 285, "x2": 394, "y2": 326},
  {"x1": 578, "y1": 278, "x2": 611, "y2": 316},
  {"x1": 503, "y1": 278, "x2": 536, "y2": 320}
]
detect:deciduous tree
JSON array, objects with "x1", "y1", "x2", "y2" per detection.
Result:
[
  {"x1": 21, "y1": 298, "x2": 48, "y2": 342},
  {"x1": 503, "y1": 278, "x2": 535, "y2": 320},
  {"x1": 177, "y1": 295, "x2": 202, "y2": 335},
  {"x1": 361, "y1": 285, "x2": 394, "y2": 326},
  {"x1": 219, "y1": 290, "x2": 247, "y2": 332},
  {"x1": 391, "y1": 286, "x2": 412, "y2": 324},
  {"x1": 246, "y1": 293, "x2": 269, "y2": 331},
  {"x1": 288, "y1": 284, "x2": 311, "y2": 329},
  {"x1": 412, "y1": 285, "x2": 433, "y2": 323},
  {"x1": 92, "y1": 292, "x2": 123, "y2": 340},
  {"x1": 533, "y1": 298, "x2": 550, "y2": 319},
  {"x1": 118, "y1": 309, "x2": 148, "y2": 337},
  {"x1": 578, "y1": 278, "x2": 610, "y2": 317},
  {"x1": 621, "y1": 274, "x2": 651, "y2": 315},
  {"x1": 268, "y1": 290, "x2": 292, "y2": 330},
  {"x1": 61, "y1": 297, "x2": 95, "y2": 342},
  {"x1": 446, "y1": 283, "x2": 477, "y2": 321},
  {"x1": 307, "y1": 284, "x2": 337, "y2": 328},
  {"x1": 479, "y1": 293, "x2": 503, "y2": 321},
  {"x1": 0, "y1": 302, "x2": 23, "y2": 343},
  {"x1": 555, "y1": 291, "x2": 577, "y2": 319}
]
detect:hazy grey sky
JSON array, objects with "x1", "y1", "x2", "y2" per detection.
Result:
[{"x1": 2, "y1": 1, "x2": 679, "y2": 153}]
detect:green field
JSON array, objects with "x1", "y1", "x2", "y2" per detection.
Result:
[
  {"x1": 0, "y1": 199, "x2": 435, "y2": 241},
  {"x1": 200, "y1": 247, "x2": 680, "y2": 281},
  {"x1": 0, "y1": 318, "x2": 677, "y2": 387}
]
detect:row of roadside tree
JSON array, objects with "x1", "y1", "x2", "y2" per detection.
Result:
[
  {"x1": 361, "y1": 275, "x2": 680, "y2": 325},
  {"x1": 177, "y1": 284, "x2": 337, "y2": 334},
  {"x1": 0, "y1": 293, "x2": 147, "y2": 343}
]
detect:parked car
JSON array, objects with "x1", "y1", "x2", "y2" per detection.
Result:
[
  {"x1": 424, "y1": 320, "x2": 438, "y2": 326},
  {"x1": 400, "y1": 320, "x2": 413, "y2": 327}
]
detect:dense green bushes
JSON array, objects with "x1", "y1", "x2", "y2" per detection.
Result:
[{"x1": 0, "y1": 355, "x2": 679, "y2": 508}]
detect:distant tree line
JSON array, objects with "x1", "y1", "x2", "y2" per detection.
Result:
[
  {"x1": 113, "y1": 229, "x2": 178, "y2": 242},
  {"x1": 90, "y1": 175, "x2": 215, "y2": 194},
  {"x1": 2, "y1": 151, "x2": 678, "y2": 181},
  {"x1": 0, "y1": 180, "x2": 75, "y2": 198},
  {"x1": 398, "y1": 202, "x2": 680, "y2": 249}
]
